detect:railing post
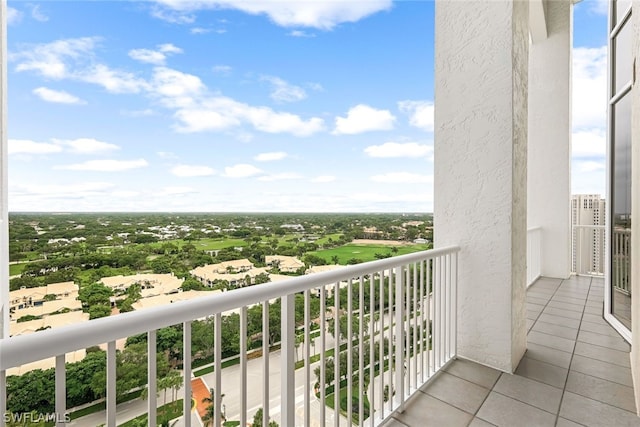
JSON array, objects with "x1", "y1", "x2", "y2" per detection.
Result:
[
  {"x1": 394, "y1": 266, "x2": 405, "y2": 411},
  {"x1": 262, "y1": 301, "x2": 269, "y2": 427},
  {"x1": 281, "y1": 293, "x2": 296, "y2": 427},
  {"x1": 0, "y1": 370, "x2": 5, "y2": 427},
  {"x1": 106, "y1": 341, "x2": 116, "y2": 427},
  {"x1": 148, "y1": 330, "x2": 157, "y2": 427},
  {"x1": 240, "y1": 307, "x2": 247, "y2": 427},
  {"x1": 214, "y1": 314, "x2": 222, "y2": 427},
  {"x1": 55, "y1": 355, "x2": 66, "y2": 427},
  {"x1": 183, "y1": 321, "x2": 191, "y2": 427}
]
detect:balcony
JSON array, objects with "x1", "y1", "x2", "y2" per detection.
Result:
[
  {"x1": 0, "y1": 247, "x2": 460, "y2": 427},
  {"x1": 382, "y1": 275, "x2": 637, "y2": 427},
  {"x1": 0, "y1": 235, "x2": 636, "y2": 427}
]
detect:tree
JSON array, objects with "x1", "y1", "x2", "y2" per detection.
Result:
[
  {"x1": 252, "y1": 408, "x2": 279, "y2": 427},
  {"x1": 201, "y1": 388, "x2": 225, "y2": 427},
  {"x1": 88, "y1": 304, "x2": 112, "y2": 319},
  {"x1": 78, "y1": 282, "x2": 112, "y2": 307},
  {"x1": 90, "y1": 343, "x2": 170, "y2": 401},
  {"x1": 313, "y1": 357, "x2": 335, "y2": 387},
  {"x1": 331, "y1": 255, "x2": 340, "y2": 265},
  {"x1": 328, "y1": 314, "x2": 368, "y2": 342},
  {"x1": 150, "y1": 257, "x2": 173, "y2": 274}
]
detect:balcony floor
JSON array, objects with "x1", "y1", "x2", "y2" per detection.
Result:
[{"x1": 382, "y1": 275, "x2": 638, "y2": 427}]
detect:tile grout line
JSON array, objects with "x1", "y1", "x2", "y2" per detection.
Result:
[{"x1": 553, "y1": 276, "x2": 591, "y2": 427}]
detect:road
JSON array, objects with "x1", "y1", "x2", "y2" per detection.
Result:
[{"x1": 69, "y1": 312, "x2": 402, "y2": 426}]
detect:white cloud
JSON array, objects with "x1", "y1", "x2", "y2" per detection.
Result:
[
  {"x1": 258, "y1": 173, "x2": 302, "y2": 182},
  {"x1": 262, "y1": 76, "x2": 307, "y2": 103},
  {"x1": 55, "y1": 159, "x2": 149, "y2": 172},
  {"x1": 33, "y1": 87, "x2": 86, "y2": 105},
  {"x1": 590, "y1": 0, "x2": 609, "y2": 15},
  {"x1": 14, "y1": 38, "x2": 323, "y2": 137},
  {"x1": 129, "y1": 44, "x2": 183, "y2": 65},
  {"x1": 150, "y1": 6, "x2": 195, "y2": 24},
  {"x1": 121, "y1": 109, "x2": 155, "y2": 117},
  {"x1": 334, "y1": 104, "x2": 395, "y2": 135},
  {"x1": 170, "y1": 164, "x2": 215, "y2": 177},
  {"x1": 288, "y1": 30, "x2": 315, "y2": 38},
  {"x1": 29, "y1": 4, "x2": 49, "y2": 22},
  {"x1": 129, "y1": 48, "x2": 167, "y2": 65},
  {"x1": 7, "y1": 7, "x2": 23, "y2": 25},
  {"x1": 572, "y1": 129, "x2": 605, "y2": 158},
  {"x1": 153, "y1": 0, "x2": 393, "y2": 30},
  {"x1": 158, "y1": 43, "x2": 183, "y2": 54},
  {"x1": 53, "y1": 138, "x2": 120, "y2": 154},
  {"x1": 398, "y1": 100, "x2": 434, "y2": 132},
  {"x1": 191, "y1": 27, "x2": 212, "y2": 34},
  {"x1": 254, "y1": 151, "x2": 288, "y2": 162},
  {"x1": 370, "y1": 172, "x2": 433, "y2": 184},
  {"x1": 10, "y1": 138, "x2": 119, "y2": 155},
  {"x1": 311, "y1": 175, "x2": 336, "y2": 183},
  {"x1": 364, "y1": 142, "x2": 432, "y2": 158},
  {"x1": 223, "y1": 164, "x2": 263, "y2": 178},
  {"x1": 573, "y1": 46, "x2": 606, "y2": 130},
  {"x1": 157, "y1": 151, "x2": 178, "y2": 159},
  {"x1": 13, "y1": 38, "x2": 148, "y2": 94},
  {"x1": 11, "y1": 182, "x2": 115, "y2": 197},
  {"x1": 112, "y1": 190, "x2": 141, "y2": 198},
  {"x1": 9, "y1": 139, "x2": 63, "y2": 155},
  {"x1": 161, "y1": 186, "x2": 197, "y2": 195},
  {"x1": 83, "y1": 64, "x2": 149, "y2": 94},
  {"x1": 13, "y1": 37, "x2": 98, "y2": 79},
  {"x1": 577, "y1": 160, "x2": 605, "y2": 173},
  {"x1": 212, "y1": 65, "x2": 232, "y2": 74},
  {"x1": 171, "y1": 94, "x2": 324, "y2": 136},
  {"x1": 151, "y1": 66, "x2": 205, "y2": 101},
  {"x1": 307, "y1": 82, "x2": 324, "y2": 92}
]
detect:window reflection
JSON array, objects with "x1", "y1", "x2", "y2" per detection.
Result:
[{"x1": 611, "y1": 93, "x2": 632, "y2": 330}]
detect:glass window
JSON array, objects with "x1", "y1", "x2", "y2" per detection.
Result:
[
  {"x1": 613, "y1": 18, "x2": 632, "y2": 94},
  {"x1": 611, "y1": 93, "x2": 632, "y2": 330},
  {"x1": 615, "y1": 0, "x2": 632, "y2": 26}
]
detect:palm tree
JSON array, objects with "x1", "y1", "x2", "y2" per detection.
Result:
[{"x1": 201, "y1": 388, "x2": 225, "y2": 427}]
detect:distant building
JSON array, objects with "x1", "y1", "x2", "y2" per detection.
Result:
[
  {"x1": 265, "y1": 255, "x2": 305, "y2": 273},
  {"x1": 571, "y1": 194, "x2": 606, "y2": 274}
]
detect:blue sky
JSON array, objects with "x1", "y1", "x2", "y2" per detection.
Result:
[{"x1": 7, "y1": 0, "x2": 608, "y2": 212}]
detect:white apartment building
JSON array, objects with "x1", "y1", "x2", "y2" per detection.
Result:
[{"x1": 571, "y1": 194, "x2": 606, "y2": 274}]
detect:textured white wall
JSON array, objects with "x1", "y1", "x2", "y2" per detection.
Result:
[
  {"x1": 528, "y1": 0, "x2": 572, "y2": 279},
  {"x1": 434, "y1": 0, "x2": 528, "y2": 372},
  {"x1": 631, "y1": 0, "x2": 640, "y2": 415},
  {"x1": 0, "y1": 0, "x2": 8, "y2": 340}
]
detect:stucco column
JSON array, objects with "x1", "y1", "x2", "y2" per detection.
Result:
[
  {"x1": 528, "y1": 0, "x2": 573, "y2": 279},
  {"x1": 0, "y1": 0, "x2": 8, "y2": 340},
  {"x1": 630, "y1": 0, "x2": 640, "y2": 415},
  {"x1": 434, "y1": 0, "x2": 529, "y2": 372}
]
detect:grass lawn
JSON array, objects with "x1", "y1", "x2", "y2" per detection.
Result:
[
  {"x1": 326, "y1": 384, "x2": 370, "y2": 423},
  {"x1": 148, "y1": 238, "x2": 249, "y2": 251},
  {"x1": 308, "y1": 243, "x2": 430, "y2": 265},
  {"x1": 118, "y1": 399, "x2": 185, "y2": 427},
  {"x1": 314, "y1": 233, "x2": 344, "y2": 245},
  {"x1": 9, "y1": 263, "x2": 26, "y2": 276}
]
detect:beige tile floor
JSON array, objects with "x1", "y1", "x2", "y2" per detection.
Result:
[{"x1": 382, "y1": 276, "x2": 638, "y2": 427}]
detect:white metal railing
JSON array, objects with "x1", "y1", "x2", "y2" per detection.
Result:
[
  {"x1": 527, "y1": 227, "x2": 542, "y2": 287},
  {"x1": 0, "y1": 246, "x2": 459, "y2": 427},
  {"x1": 612, "y1": 227, "x2": 631, "y2": 294},
  {"x1": 572, "y1": 225, "x2": 605, "y2": 276}
]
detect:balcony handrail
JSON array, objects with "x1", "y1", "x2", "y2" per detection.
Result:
[
  {"x1": 573, "y1": 224, "x2": 605, "y2": 230},
  {"x1": 0, "y1": 245, "x2": 460, "y2": 371}
]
